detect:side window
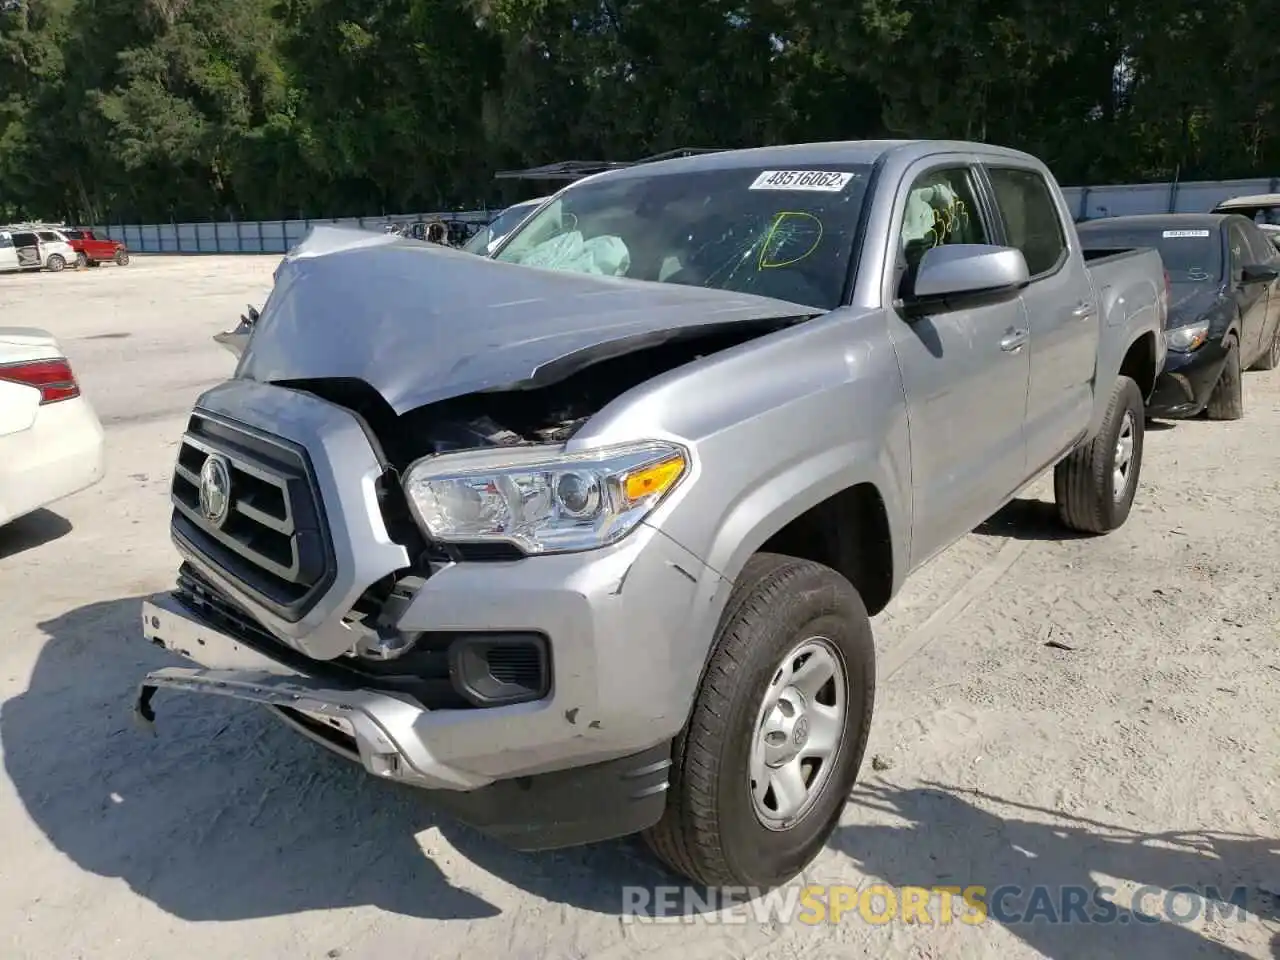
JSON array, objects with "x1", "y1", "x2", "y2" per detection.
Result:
[
  {"x1": 1228, "y1": 223, "x2": 1249, "y2": 278},
  {"x1": 986, "y1": 167, "x2": 1068, "y2": 277},
  {"x1": 0, "y1": 232, "x2": 12, "y2": 249},
  {"x1": 898, "y1": 166, "x2": 989, "y2": 272},
  {"x1": 12, "y1": 232, "x2": 36, "y2": 247},
  {"x1": 37, "y1": 231, "x2": 58, "y2": 242}
]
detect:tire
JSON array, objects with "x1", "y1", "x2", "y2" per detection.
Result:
[
  {"x1": 643, "y1": 552, "x2": 876, "y2": 888},
  {"x1": 75, "y1": 252, "x2": 89, "y2": 269},
  {"x1": 114, "y1": 249, "x2": 130, "y2": 266},
  {"x1": 1054, "y1": 375, "x2": 1145, "y2": 535},
  {"x1": 45, "y1": 254, "x2": 66, "y2": 273},
  {"x1": 1250, "y1": 323, "x2": 1280, "y2": 371},
  {"x1": 1205, "y1": 336, "x2": 1244, "y2": 420}
]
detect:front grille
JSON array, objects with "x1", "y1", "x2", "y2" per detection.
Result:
[{"x1": 170, "y1": 411, "x2": 334, "y2": 622}]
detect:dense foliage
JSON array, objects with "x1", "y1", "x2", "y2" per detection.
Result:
[{"x1": 1, "y1": 0, "x2": 1276, "y2": 222}]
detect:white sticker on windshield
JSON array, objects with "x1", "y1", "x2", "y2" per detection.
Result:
[
  {"x1": 1162, "y1": 229, "x2": 1211, "y2": 238},
  {"x1": 750, "y1": 170, "x2": 855, "y2": 192}
]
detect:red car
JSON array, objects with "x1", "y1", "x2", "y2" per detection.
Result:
[{"x1": 61, "y1": 228, "x2": 130, "y2": 268}]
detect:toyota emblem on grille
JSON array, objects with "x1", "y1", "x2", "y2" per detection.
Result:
[{"x1": 198, "y1": 454, "x2": 232, "y2": 528}]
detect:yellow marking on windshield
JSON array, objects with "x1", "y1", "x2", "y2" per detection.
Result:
[
  {"x1": 925, "y1": 198, "x2": 971, "y2": 249},
  {"x1": 759, "y1": 211, "x2": 824, "y2": 269}
]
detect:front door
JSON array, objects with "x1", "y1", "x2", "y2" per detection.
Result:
[
  {"x1": 884, "y1": 160, "x2": 1031, "y2": 568},
  {"x1": 1228, "y1": 220, "x2": 1269, "y2": 362},
  {"x1": 1240, "y1": 219, "x2": 1280, "y2": 363}
]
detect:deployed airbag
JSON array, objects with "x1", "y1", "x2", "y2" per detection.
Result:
[{"x1": 511, "y1": 230, "x2": 631, "y2": 277}]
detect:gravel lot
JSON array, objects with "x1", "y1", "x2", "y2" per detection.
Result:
[{"x1": 1, "y1": 256, "x2": 1277, "y2": 960}]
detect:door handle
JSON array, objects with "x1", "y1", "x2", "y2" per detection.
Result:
[
  {"x1": 1071, "y1": 301, "x2": 1095, "y2": 319},
  {"x1": 1000, "y1": 328, "x2": 1029, "y2": 352}
]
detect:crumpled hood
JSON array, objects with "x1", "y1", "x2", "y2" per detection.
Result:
[
  {"x1": 1166, "y1": 282, "x2": 1228, "y2": 329},
  {"x1": 236, "y1": 226, "x2": 821, "y2": 414}
]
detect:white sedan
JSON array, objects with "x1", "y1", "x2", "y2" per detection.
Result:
[{"x1": 0, "y1": 327, "x2": 105, "y2": 527}]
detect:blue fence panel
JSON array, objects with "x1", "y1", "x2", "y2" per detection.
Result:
[
  {"x1": 86, "y1": 177, "x2": 1276, "y2": 254},
  {"x1": 1171, "y1": 178, "x2": 1273, "y2": 214}
]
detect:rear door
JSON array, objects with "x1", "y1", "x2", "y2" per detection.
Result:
[
  {"x1": 11, "y1": 232, "x2": 40, "y2": 269},
  {"x1": 883, "y1": 157, "x2": 1031, "y2": 566},
  {"x1": 983, "y1": 163, "x2": 1098, "y2": 475}
]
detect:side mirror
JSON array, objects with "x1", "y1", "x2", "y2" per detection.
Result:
[
  {"x1": 901, "y1": 244, "x2": 1030, "y2": 316},
  {"x1": 1240, "y1": 263, "x2": 1279, "y2": 284}
]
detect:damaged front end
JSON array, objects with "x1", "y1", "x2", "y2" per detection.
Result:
[{"x1": 137, "y1": 224, "x2": 817, "y2": 829}]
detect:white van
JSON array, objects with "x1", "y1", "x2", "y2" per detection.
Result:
[
  {"x1": 0, "y1": 229, "x2": 75, "y2": 272},
  {"x1": 0, "y1": 231, "x2": 18, "y2": 272}
]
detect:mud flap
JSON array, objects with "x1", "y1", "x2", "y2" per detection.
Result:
[{"x1": 133, "y1": 683, "x2": 158, "y2": 734}]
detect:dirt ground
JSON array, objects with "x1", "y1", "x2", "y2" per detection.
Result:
[{"x1": 0, "y1": 256, "x2": 1276, "y2": 960}]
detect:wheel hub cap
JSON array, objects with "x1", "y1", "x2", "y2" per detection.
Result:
[
  {"x1": 749, "y1": 638, "x2": 847, "y2": 830},
  {"x1": 1113, "y1": 410, "x2": 1135, "y2": 502}
]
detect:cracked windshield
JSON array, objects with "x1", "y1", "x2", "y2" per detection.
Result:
[{"x1": 494, "y1": 165, "x2": 873, "y2": 310}]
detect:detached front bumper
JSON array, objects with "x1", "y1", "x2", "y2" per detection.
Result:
[
  {"x1": 1147, "y1": 340, "x2": 1230, "y2": 418},
  {"x1": 139, "y1": 590, "x2": 675, "y2": 850}
]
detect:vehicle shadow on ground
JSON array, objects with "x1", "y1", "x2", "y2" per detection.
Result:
[
  {"x1": 2, "y1": 595, "x2": 681, "y2": 923},
  {"x1": 0, "y1": 509, "x2": 73, "y2": 560},
  {"x1": 834, "y1": 781, "x2": 1276, "y2": 959},
  {"x1": 973, "y1": 498, "x2": 1094, "y2": 542}
]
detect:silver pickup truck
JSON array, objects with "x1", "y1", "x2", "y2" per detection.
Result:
[{"x1": 137, "y1": 140, "x2": 1166, "y2": 889}]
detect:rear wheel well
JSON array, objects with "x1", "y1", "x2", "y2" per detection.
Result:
[
  {"x1": 1120, "y1": 332, "x2": 1158, "y2": 400},
  {"x1": 757, "y1": 483, "x2": 893, "y2": 615}
]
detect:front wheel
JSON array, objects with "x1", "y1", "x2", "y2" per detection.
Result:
[
  {"x1": 1054, "y1": 375, "x2": 1145, "y2": 534},
  {"x1": 1205, "y1": 336, "x2": 1244, "y2": 420},
  {"x1": 114, "y1": 249, "x2": 130, "y2": 266},
  {"x1": 644, "y1": 552, "x2": 875, "y2": 888},
  {"x1": 45, "y1": 254, "x2": 66, "y2": 273}
]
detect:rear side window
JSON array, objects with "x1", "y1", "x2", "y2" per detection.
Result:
[
  {"x1": 63, "y1": 230, "x2": 84, "y2": 240},
  {"x1": 987, "y1": 167, "x2": 1068, "y2": 277},
  {"x1": 37, "y1": 231, "x2": 59, "y2": 242},
  {"x1": 12, "y1": 232, "x2": 37, "y2": 246}
]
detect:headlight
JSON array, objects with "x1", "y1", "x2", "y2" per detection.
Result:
[
  {"x1": 403, "y1": 440, "x2": 689, "y2": 555},
  {"x1": 1167, "y1": 322, "x2": 1210, "y2": 352}
]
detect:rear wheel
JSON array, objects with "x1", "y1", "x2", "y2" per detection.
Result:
[
  {"x1": 1054, "y1": 375, "x2": 1145, "y2": 534},
  {"x1": 1205, "y1": 336, "x2": 1244, "y2": 420},
  {"x1": 643, "y1": 552, "x2": 875, "y2": 888},
  {"x1": 1250, "y1": 323, "x2": 1280, "y2": 371},
  {"x1": 75, "y1": 252, "x2": 89, "y2": 269},
  {"x1": 45, "y1": 254, "x2": 66, "y2": 273}
]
